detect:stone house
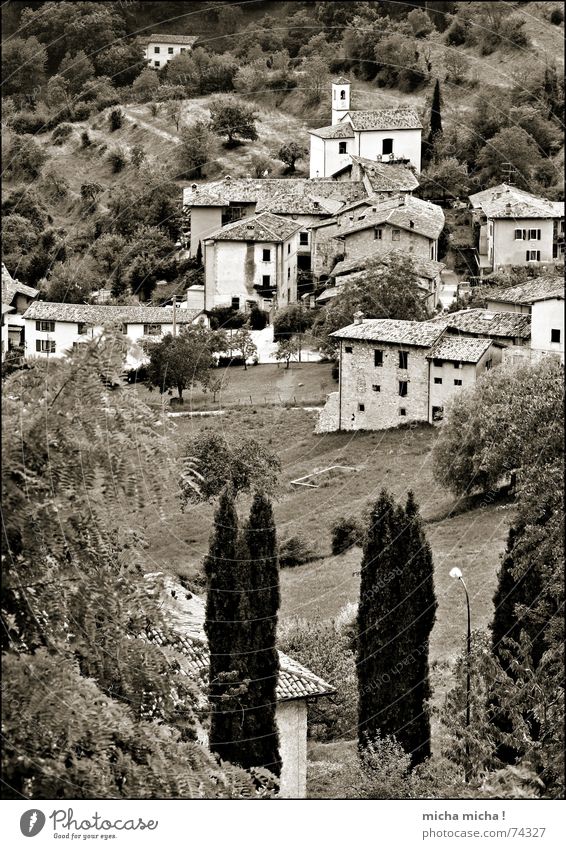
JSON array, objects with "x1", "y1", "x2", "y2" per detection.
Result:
[
  {"x1": 203, "y1": 212, "x2": 300, "y2": 312},
  {"x1": 469, "y1": 184, "x2": 564, "y2": 275},
  {"x1": 142, "y1": 33, "x2": 198, "y2": 69},
  {"x1": 22, "y1": 302, "x2": 204, "y2": 365},
  {"x1": 1, "y1": 263, "x2": 38, "y2": 357},
  {"x1": 146, "y1": 577, "x2": 334, "y2": 799},
  {"x1": 309, "y1": 78, "x2": 423, "y2": 177},
  {"x1": 317, "y1": 315, "x2": 503, "y2": 433}
]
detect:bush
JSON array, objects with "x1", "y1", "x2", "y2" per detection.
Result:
[
  {"x1": 279, "y1": 536, "x2": 316, "y2": 568},
  {"x1": 249, "y1": 305, "x2": 268, "y2": 331},
  {"x1": 273, "y1": 304, "x2": 314, "y2": 340},
  {"x1": 71, "y1": 101, "x2": 91, "y2": 121},
  {"x1": 51, "y1": 123, "x2": 73, "y2": 145},
  {"x1": 11, "y1": 111, "x2": 49, "y2": 135},
  {"x1": 109, "y1": 107, "x2": 123, "y2": 131},
  {"x1": 550, "y1": 8, "x2": 563, "y2": 25},
  {"x1": 208, "y1": 305, "x2": 247, "y2": 330},
  {"x1": 331, "y1": 517, "x2": 364, "y2": 555},
  {"x1": 108, "y1": 149, "x2": 126, "y2": 173},
  {"x1": 80, "y1": 130, "x2": 91, "y2": 148},
  {"x1": 445, "y1": 18, "x2": 467, "y2": 46}
]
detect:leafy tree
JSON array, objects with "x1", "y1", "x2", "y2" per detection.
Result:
[
  {"x1": 109, "y1": 107, "x2": 123, "y2": 132},
  {"x1": 166, "y1": 52, "x2": 199, "y2": 88},
  {"x1": 277, "y1": 141, "x2": 308, "y2": 172},
  {"x1": 42, "y1": 259, "x2": 99, "y2": 303},
  {"x1": 80, "y1": 182, "x2": 104, "y2": 206},
  {"x1": 145, "y1": 324, "x2": 225, "y2": 401},
  {"x1": 250, "y1": 153, "x2": 275, "y2": 177},
  {"x1": 331, "y1": 517, "x2": 364, "y2": 555},
  {"x1": 95, "y1": 41, "x2": 145, "y2": 86},
  {"x1": 178, "y1": 120, "x2": 214, "y2": 178},
  {"x1": 166, "y1": 99, "x2": 184, "y2": 132},
  {"x1": 475, "y1": 127, "x2": 543, "y2": 191},
  {"x1": 4, "y1": 135, "x2": 47, "y2": 181},
  {"x1": 407, "y1": 8, "x2": 435, "y2": 38},
  {"x1": 132, "y1": 67, "x2": 161, "y2": 102},
  {"x1": 46, "y1": 74, "x2": 72, "y2": 109},
  {"x1": 231, "y1": 326, "x2": 257, "y2": 369},
  {"x1": 275, "y1": 337, "x2": 300, "y2": 369},
  {"x1": 209, "y1": 96, "x2": 258, "y2": 145},
  {"x1": 58, "y1": 50, "x2": 95, "y2": 95},
  {"x1": 278, "y1": 535, "x2": 316, "y2": 568},
  {"x1": 180, "y1": 431, "x2": 280, "y2": 504},
  {"x1": 1, "y1": 37, "x2": 47, "y2": 105},
  {"x1": 420, "y1": 157, "x2": 470, "y2": 199}
]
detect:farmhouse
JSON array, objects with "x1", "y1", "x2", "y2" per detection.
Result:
[
  {"x1": 469, "y1": 184, "x2": 565, "y2": 275},
  {"x1": 22, "y1": 302, "x2": 204, "y2": 364},
  {"x1": 146, "y1": 576, "x2": 334, "y2": 799},
  {"x1": 203, "y1": 212, "x2": 300, "y2": 312},
  {"x1": 182, "y1": 176, "x2": 367, "y2": 261},
  {"x1": 1, "y1": 263, "x2": 38, "y2": 359},
  {"x1": 317, "y1": 315, "x2": 503, "y2": 433},
  {"x1": 309, "y1": 78, "x2": 422, "y2": 178},
  {"x1": 142, "y1": 33, "x2": 198, "y2": 68}
]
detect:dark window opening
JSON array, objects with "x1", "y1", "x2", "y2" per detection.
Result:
[
  {"x1": 262, "y1": 275, "x2": 271, "y2": 287},
  {"x1": 262, "y1": 248, "x2": 271, "y2": 261},
  {"x1": 382, "y1": 138, "x2": 393, "y2": 155},
  {"x1": 434, "y1": 377, "x2": 442, "y2": 384},
  {"x1": 231, "y1": 297, "x2": 240, "y2": 309},
  {"x1": 485, "y1": 359, "x2": 493, "y2": 370},
  {"x1": 454, "y1": 379, "x2": 462, "y2": 386},
  {"x1": 551, "y1": 328, "x2": 561, "y2": 343},
  {"x1": 345, "y1": 345, "x2": 353, "y2": 353},
  {"x1": 339, "y1": 141, "x2": 347, "y2": 154},
  {"x1": 399, "y1": 407, "x2": 407, "y2": 416},
  {"x1": 399, "y1": 380, "x2": 408, "y2": 397},
  {"x1": 372, "y1": 384, "x2": 380, "y2": 392},
  {"x1": 392, "y1": 229, "x2": 401, "y2": 241},
  {"x1": 432, "y1": 406, "x2": 444, "y2": 422},
  {"x1": 398, "y1": 351, "x2": 408, "y2": 369},
  {"x1": 36, "y1": 320, "x2": 55, "y2": 332},
  {"x1": 340, "y1": 89, "x2": 346, "y2": 100},
  {"x1": 77, "y1": 322, "x2": 87, "y2": 335},
  {"x1": 358, "y1": 403, "x2": 365, "y2": 412},
  {"x1": 299, "y1": 231, "x2": 309, "y2": 246},
  {"x1": 374, "y1": 227, "x2": 383, "y2": 240},
  {"x1": 433, "y1": 358, "x2": 443, "y2": 367},
  {"x1": 374, "y1": 349, "x2": 383, "y2": 367}
]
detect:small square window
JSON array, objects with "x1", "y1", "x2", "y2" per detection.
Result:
[
  {"x1": 399, "y1": 380, "x2": 408, "y2": 397},
  {"x1": 374, "y1": 228, "x2": 383, "y2": 240},
  {"x1": 453, "y1": 361, "x2": 462, "y2": 369},
  {"x1": 399, "y1": 407, "x2": 407, "y2": 416},
  {"x1": 299, "y1": 232, "x2": 309, "y2": 246},
  {"x1": 231, "y1": 297, "x2": 240, "y2": 309},
  {"x1": 168, "y1": 47, "x2": 174, "y2": 54},
  {"x1": 398, "y1": 351, "x2": 408, "y2": 369},
  {"x1": 36, "y1": 339, "x2": 55, "y2": 353},
  {"x1": 551, "y1": 328, "x2": 561, "y2": 343},
  {"x1": 262, "y1": 275, "x2": 271, "y2": 286},
  {"x1": 180, "y1": 47, "x2": 186, "y2": 53},
  {"x1": 345, "y1": 346, "x2": 353, "y2": 353},
  {"x1": 358, "y1": 403, "x2": 365, "y2": 412},
  {"x1": 372, "y1": 384, "x2": 380, "y2": 392},
  {"x1": 374, "y1": 349, "x2": 383, "y2": 367},
  {"x1": 434, "y1": 377, "x2": 442, "y2": 384},
  {"x1": 454, "y1": 379, "x2": 462, "y2": 386},
  {"x1": 339, "y1": 141, "x2": 347, "y2": 155},
  {"x1": 528, "y1": 228, "x2": 541, "y2": 240},
  {"x1": 433, "y1": 358, "x2": 443, "y2": 367},
  {"x1": 262, "y1": 248, "x2": 271, "y2": 261},
  {"x1": 485, "y1": 359, "x2": 493, "y2": 371},
  {"x1": 154, "y1": 46, "x2": 160, "y2": 54},
  {"x1": 144, "y1": 324, "x2": 162, "y2": 336},
  {"x1": 514, "y1": 229, "x2": 524, "y2": 240},
  {"x1": 36, "y1": 320, "x2": 55, "y2": 332},
  {"x1": 77, "y1": 322, "x2": 87, "y2": 335},
  {"x1": 154, "y1": 60, "x2": 160, "y2": 67},
  {"x1": 392, "y1": 229, "x2": 401, "y2": 241}
]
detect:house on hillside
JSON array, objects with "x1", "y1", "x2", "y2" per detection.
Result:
[
  {"x1": 309, "y1": 78, "x2": 423, "y2": 178},
  {"x1": 182, "y1": 177, "x2": 367, "y2": 265},
  {"x1": 484, "y1": 275, "x2": 564, "y2": 361},
  {"x1": 145, "y1": 576, "x2": 334, "y2": 799},
  {"x1": 317, "y1": 314, "x2": 503, "y2": 433},
  {"x1": 469, "y1": 184, "x2": 565, "y2": 275},
  {"x1": 1, "y1": 263, "x2": 38, "y2": 358},
  {"x1": 203, "y1": 212, "x2": 300, "y2": 312},
  {"x1": 143, "y1": 33, "x2": 198, "y2": 68},
  {"x1": 22, "y1": 302, "x2": 204, "y2": 364}
]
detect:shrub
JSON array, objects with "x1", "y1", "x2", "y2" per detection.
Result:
[
  {"x1": 445, "y1": 18, "x2": 467, "y2": 46},
  {"x1": 109, "y1": 107, "x2": 123, "y2": 131},
  {"x1": 51, "y1": 123, "x2": 73, "y2": 145},
  {"x1": 80, "y1": 130, "x2": 91, "y2": 148},
  {"x1": 208, "y1": 305, "x2": 247, "y2": 330},
  {"x1": 550, "y1": 8, "x2": 563, "y2": 25},
  {"x1": 331, "y1": 517, "x2": 364, "y2": 555},
  {"x1": 249, "y1": 305, "x2": 268, "y2": 331},
  {"x1": 273, "y1": 304, "x2": 314, "y2": 340},
  {"x1": 279, "y1": 535, "x2": 316, "y2": 568},
  {"x1": 72, "y1": 101, "x2": 91, "y2": 121},
  {"x1": 108, "y1": 149, "x2": 126, "y2": 173},
  {"x1": 11, "y1": 111, "x2": 49, "y2": 135}
]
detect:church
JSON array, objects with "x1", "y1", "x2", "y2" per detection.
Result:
[{"x1": 309, "y1": 78, "x2": 423, "y2": 178}]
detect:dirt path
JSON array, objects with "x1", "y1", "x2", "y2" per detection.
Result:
[{"x1": 121, "y1": 106, "x2": 181, "y2": 144}]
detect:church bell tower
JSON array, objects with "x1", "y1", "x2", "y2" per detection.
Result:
[{"x1": 331, "y1": 77, "x2": 351, "y2": 125}]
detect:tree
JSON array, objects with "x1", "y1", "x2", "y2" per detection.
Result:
[
  {"x1": 145, "y1": 325, "x2": 225, "y2": 401},
  {"x1": 277, "y1": 141, "x2": 308, "y2": 173},
  {"x1": 178, "y1": 121, "x2": 214, "y2": 178},
  {"x1": 95, "y1": 41, "x2": 145, "y2": 87},
  {"x1": 475, "y1": 127, "x2": 543, "y2": 192},
  {"x1": 109, "y1": 107, "x2": 123, "y2": 132},
  {"x1": 231, "y1": 326, "x2": 257, "y2": 369},
  {"x1": 250, "y1": 153, "x2": 274, "y2": 177},
  {"x1": 5, "y1": 135, "x2": 47, "y2": 181},
  {"x1": 180, "y1": 431, "x2": 280, "y2": 504},
  {"x1": 166, "y1": 99, "x2": 184, "y2": 132},
  {"x1": 407, "y1": 8, "x2": 434, "y2": 38},
  {"x1": 1, "y1": 36, "x2": 47, "y2": 105},
  {"x1": 357, "y1": 491, "x2": 436, "y2": 765},
  {"x1": 420, "y1": 157, "x2": 470, "y2": 199},
  {"x1": 166, "y1": 52, "x2": 199, "y2": 89},
  {"x1": 423, "y1": 79, "x2": 443, "y2": 166},
  {"x1": 132, "y1": 67, "x2": 160, "y2": 102},
  {"x1": 58, "y1": 50, "x2": 95, "y2": 95},
  {"x1": 209, "y1": 96, "x2": 258, "y2": 146},
  {"x1": 273, "y1": 304, "x2": 314, "y2": 340},
  {"x1": 275, "y1": 337, "x2": 299, "y2": 369},
  {"x1": 42, "y1": 260, "x2": 99, "y2": 303}
]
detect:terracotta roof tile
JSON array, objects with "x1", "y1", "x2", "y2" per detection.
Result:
[
  {"x1": 146, "y1": 33, "x2": 198, "y2": 45},
  {"x1": 206, "y1": 211, "x2": 300, "y2": 243},
  {"x1": 485, "y1": 276, "x2": 564, "y2": 305},
  {"x1": 347, "y1": 107, "x2": 422, "y2": 131},
  {"x1": 183, "y1": 178, "x2": 367, "y2": 214},
  {"x1": 430, "y1": 309, "x2": 531, "y2": 339},
  {"x1": 469, "y1": 184, "x2": 564, "y2": 219},
  {"x1": 308, "y1": 123, "x2": 356, "y2": 139},
  {"x1": 331, "y1": 318, "x2": 444, "y2": 346},
  {"x1": 338, "y1": 195, "x2": 445, "y2": 240},
  {"x1": 332, "y1": 249, "x2": 444, "y2": 281},
  {"x1": 427, "y1": 335, "x2": 493, "y2": 363},
  {"x1": 23, "y1": 302, "x2": 202, "y2": 324}
]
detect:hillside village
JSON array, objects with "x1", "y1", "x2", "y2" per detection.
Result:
[{"x1": 2, "y1": 0, "x2": 564, "y2": 808}]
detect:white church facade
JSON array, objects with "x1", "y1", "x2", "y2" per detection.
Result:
[{"x1": 309, "y1": 78, "x2": 423, "y2": 179}]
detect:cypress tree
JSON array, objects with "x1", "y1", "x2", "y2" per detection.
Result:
[{"x1": 423, "y1": 78, "x2": 443, "y2": 167}]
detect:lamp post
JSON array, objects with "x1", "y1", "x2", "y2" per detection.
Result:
[{"x1": 450, "y1": 566, "x2": 471, "y2": 782}]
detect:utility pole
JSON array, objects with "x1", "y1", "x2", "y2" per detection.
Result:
[{"x1": 172, "y1": 295, "x2": 177, "y2": 337}]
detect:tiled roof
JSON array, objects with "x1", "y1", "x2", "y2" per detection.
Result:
[
  {"x1": 332, "y1": 249, "x2": 444, "y2": 281},
  {"x1": 331, "y1": 318, "x2": 444, "y2": 346},
  {"x1": 23, "y1": 302, "x2": 202, "y2": 324},
  {"x1": 308, "y1": 123, "x2": 356, "y2": 139},
  {"x1": 2, "y1": 302, "x2": 15, "y2": 315},
  {"x1": 2, "y1": 277, "x2": 39, "y2": 304},
  {"x1": 332, "y1": 76, "x2": 350, "y2": 85},
  {"x1": 430, "y1": 309, "x2": 531, "y2": 339},
  {"x1": 346, "y1": 107, "x2": 422, "y2": 131},
  {"x1": 146, "y1": 33, "x2": 198, "y2": 45},
  {"x1": 486, "y1": 276, "x2": 564, "y2": 305},
  {"x1": 183, "y1": 178, "x2": 367, "y2": 214},
  {"x1": 469, "y1": 184, "x2": 564, "y2": 219},
  {"x1": 206, "y1": 211, "x2": 300, "y2": 243},
  {"x1": 352, "y1": 155, "x2": 420, "y2": 193},
  {"x1": 144, "y1": 576, "x2": 334, "y2": 702},
  {"x1": 427, "y1": 335, "x2": 493, "y2": 363},
  {"x1": 338, "y1": 195, "x2": 445, "y2": 241}
]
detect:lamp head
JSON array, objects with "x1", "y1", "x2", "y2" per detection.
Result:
[{"x1": 450, "y1": 567, "x2": 463, "y2": 580}]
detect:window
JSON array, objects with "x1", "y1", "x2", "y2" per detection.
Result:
[
  {"x1": 399, "y1": 380, "x2": 408, "y2": 397},
  {"x1": 398, "y1": 351, "x2": 408, "y2": 369},
  {"x1": 36, "y1": 339, "x2": 55, "y2": 353},
  {"x1": 262, "y1": 248, "x2": 271, "y2": 261},
  {"x1": 338, "y1": 141, "x2": 347, "y2": 154},
  {"x1": 453, "y1": 361, "x2": 462, "y2": 369},
  {"x1": 372, "y1": 384, "x2": 380, "y2": 392},
  {"x1": 287, "y1": 288, "x2": 291, "y2": 302},
  {"x1": 514, "y1": 229, "x2": 525, "y2": 240},
  {"x1": 344, "y1": 346, "x2": 353, "y2": 353},
  {"x1": 432, "y1": 406, "x2": 443, "y2": 422},
  {"x1": 154, "y1": 46, "x2": 160, "y2": 53},
  {"x1": 121, "y1": 324, "x2": 128, "y2": 334},
  {"x1": 551, "y1": 328, "x2": 561, "y2": 344},
  {"x1": 433, "y1": 358, "x2": 443, "y2": 367},
  {"x1": 77, "y1": 322, "x2": 87, "y2": 335},
  {"x1": 168, "y1": 47, "x2": 174, "y2": 54},
  {"x1": 154, "y1": 61, "x2": 160, "y2": 67},
  {"x1": 143, "y1": 324, "x2": 162, "y2": 336},
  {"x1": 262, "y1": 274, "x2": 271, "y2": 287},
  {"x1": 374, "y1": 227, "x2": 383, "y2": 240},
  {"x1": 382, "y1": 138, "x2": 393, "y2": 155},
  {"x1": 288, "y1": 243, "x2": 291, "y2": 254},
  {"x1": 358, "y1": 403, "x2": 365, "y2": 412},
  {"x1": 434, "y1": 377, "x2": 443, "y2": 385},
  {"x1": 340, "y1": 89, "x2": 346, "y2": 100},
  {"x1": 528, "y1": 229, "x2": 541, "y2": 240},
  {"x1": 231, "y1": 297, "x2": 240, "y2": 310},
  {"x1": 392, "y1": 229, "x2": 401, "y2": 241},
  {"x1": 374, "y1": 349, "x2": 383, "y2": 367},
  {"x1": 526, "y1": 250, "x2": 540, "y2": 261},
  {"x1": 485, "y1": 359, "x2": 493, "y2": 370},
  {"x1": 454, "y1": 379, "x2": 463, "y2": 386},
  {"x1": 36, "y1": 320, "x2": 55, "y2": 332},
  {"x1": 299, "y1": 232, "x2": 309, "y2": 246},
  {"x1": 287, "y1": 267, "x2": 290, "y2": 279},
  {"x1": 399, "y1": 407, "x2": 407, "y2": 416},
  {"x1": 180, "y1": 47, "x2": 186, "y2": 53}
]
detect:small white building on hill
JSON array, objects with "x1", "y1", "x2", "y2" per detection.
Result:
[{"x1": 143, "y1": 33, "x2": 198, "y2": 68}]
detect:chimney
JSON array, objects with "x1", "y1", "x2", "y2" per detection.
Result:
[
  {"x1": 225, "y1": 175, "x2": 232, "y2": 181},
  {"x1": 353, "y1": 310, "x2": 364, "y2": 325},
  {"x1": 409, "y1": 220, "x2": 414, "y2": 228},
  {"x1": 191, "y1": 183, "x2": 197, "y2": 190}
]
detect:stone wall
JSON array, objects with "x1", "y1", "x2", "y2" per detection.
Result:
[{"x1": 276, "y1": 699, "x2": 308, "y2": 798}]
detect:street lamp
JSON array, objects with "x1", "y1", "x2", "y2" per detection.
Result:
[{"x1": 450, "y1": 566, "x2": 471, "y2": 782}]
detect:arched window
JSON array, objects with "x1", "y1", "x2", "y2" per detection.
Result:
[
  {"x1": 382, "y1": 138, "x2": 393, "y2": 155},
  {"x1": 340, "y1": 89, "x2": 346, "y2": 100}
]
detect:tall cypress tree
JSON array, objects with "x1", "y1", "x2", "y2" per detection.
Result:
[
  {"x1": 357, "y1": 490, "x2": 437, "y2": 766},
  {"x1": 423, "y1": 78, "x2": 443, "y2": 167}
]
